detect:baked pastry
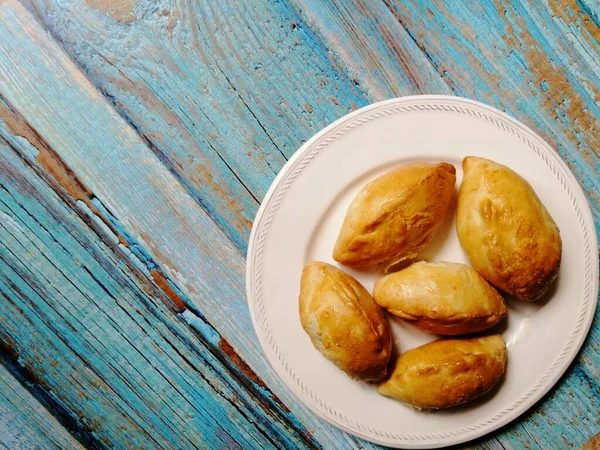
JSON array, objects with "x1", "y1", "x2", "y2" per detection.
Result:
[
  {"x1": 333, "y1": 162, "x2": 456, "y2": 268},
  {"x1": 378, "y1": 335, "x2": 506, "y2": 409},
  {"x1": 373, "y1": 261, "x2": 507, "y2": 335},
  {"x1": 457, "y1": 157, "x2": 561, "y2": 301},
  {"x1": 299, "y1": 261, "x2": 392, "y2": 382}
]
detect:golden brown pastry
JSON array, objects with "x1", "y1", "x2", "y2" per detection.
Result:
[
  {"x1": 373, "y1": 261, "x2": 507, "y2": 335},
  {"x1": 333, "y1": 162, "x2": 456, "y2": 268},
  {"x1": 299, "y1": 261, "x2": 392, "y2": 382},
  {"x1": 457, "y1": 157, "x2": 561, "y2": 301},
  {"x1": 378, "y1": 335, "x2": 506, "y2": 409}
]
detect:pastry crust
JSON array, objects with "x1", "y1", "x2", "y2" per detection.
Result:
[
  {"x1": 373, "y1": 261, "x2": 507, "y2": 335},
  {"x1": 299, "y1": 261, "x2": 392, "y2": 382},
  {"x1": 333, "y1": 162, "x2": 456, "y2": 268},
  {"x1": 457, "y1": 157, "x2": 562, "y2": 301},
  {"x1": 378, "y1": 335, "x2": 506, "y2": 409}
]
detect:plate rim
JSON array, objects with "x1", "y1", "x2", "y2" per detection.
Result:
[{"x1": 246, "y1": 95, "x2": 599, "y2": 448}]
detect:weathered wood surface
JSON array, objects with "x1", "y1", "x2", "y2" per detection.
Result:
[
  {"x1": 0, "y1": 3, "x2": 362, "y2": 448},
  {"x1": 0, "y1": 363, "x2": 85, "y2": 450},
  {"x1": 0, "y1": 0, "x2": 598, "y2": 448},
  {"x1": 0, "y1": 137, "x2": 318, "y2": 448}
]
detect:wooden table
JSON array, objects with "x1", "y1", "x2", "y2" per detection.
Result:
[{"x1": 0, "y1": 0, "x2": 598, "y2": 448}]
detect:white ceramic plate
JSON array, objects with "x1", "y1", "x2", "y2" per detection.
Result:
[{"x1": 246, "y1": 96, "x2": 598, "y2": 448}]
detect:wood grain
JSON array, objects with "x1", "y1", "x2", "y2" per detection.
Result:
[
  {"x1": 0, "y1": 0, "x2": 597, "y2": 448},
  {"x1": 383, "y1": 0, "x2": 600, "y2": 224},
  {"x1": 0, "y1": 363, "x2": 85, "y2": 450},
  {"x1": 23, "y1": 0, "x2": 600, "y2": 251},
  {"x1": 287, "y1": 0, "x2": 452, "y2": 97},
  {"x1": 0, "y1": 138, "x2": 319, "y2": 448},
  {"x1": 22, "y1": 0, "x2": 374, "y2": 251},
  {"x1": 0, "y1": 2, "x2": 371, "y2": 448}
]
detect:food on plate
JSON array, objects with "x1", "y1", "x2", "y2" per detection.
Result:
[
  {"x1": 457, "y1": 156, "x2": 561, "y2": 301},
  {"x1": 333, "y1": 162, "x2": 456, "y2": 269},
  {"x1": 373, "y1": 261, "x2": 507, "y2": 335},
  {"x1": 298, "y1": 261, "x2": 392, "y2": 382},
  {"x1": 378, "y1": 335, "x2": 507, "y2": 409}
]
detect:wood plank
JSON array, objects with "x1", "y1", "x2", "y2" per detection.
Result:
[
  {"x1": 22, "y1": 0, "x2": 380, "y2": 251},
  {"x1": 23, "y1": 0, "x2": 600, "y2": 249},
  {"x1": 280, "y1": 0, "x2": 600, "y2": 229},
  {"x1": 3, "y1": 0, "x2": 598, "y2": 447},
  {"x1": 0, "y1": 3, "x2": 370, "y2": 448},
  {"x1": 0, "y1": 141, "x2": 318, "y2": 449},
  {"x1": 381, "y1": 0, "x2": 600, "y2": 224},
  {"x1": 286, "y1": 0, "x2": 452, "y2": 97},
  {"x1": 0, "y1": 363, "x2": 84, "y2": 450}
]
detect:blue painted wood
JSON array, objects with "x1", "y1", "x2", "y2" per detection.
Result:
[
  {"x1": 382, "y1": 0, "x2": 600, "y2": 227},
  {"x1": 23, "y1": 0, "x2": 599, "y2": 250},
  {"x1": 287, "y1": 0, "x2": 452, "y2": 97},
  {"x1": 0, "y1": 2, "x2": 369, "y2": 448},
  {"x1": 0, "y1": 0, "x2": 597, "y2": 448},
  {"x1": 0, "y1": 364, "x2": 84, "y2": 450},
  {"x1": 0, "y1": 140, "x2": 316, "y2": 449},
  {"x1": 21, "y1": 0, "x2": 371, "y2": 251}
]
